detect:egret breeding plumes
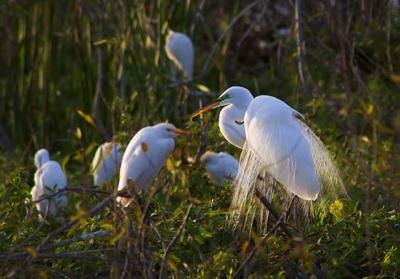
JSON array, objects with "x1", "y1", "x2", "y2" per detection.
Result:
[
  {"x1": 91, "y1": 142, "x2": 123, "y2": 186},
  {"x1": 165, "y1": 30, "x2": 194, "y2": 80},
  {"x1": 31, "y1": 149, "x2": 68, "y2": 222},
  {"x1": 200, "y1": 151, "x2": 239, "y2": 185},
  {"x1": 117, "y1": 123, "x2": 187, "y2": 207},
  {"x1": 193, "y1": 86, "x2": 346, "y2": 230}
]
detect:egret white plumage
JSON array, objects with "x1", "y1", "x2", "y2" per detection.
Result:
[
  {"x1": 193, "y1": 86, "x2": 345, "y2": 228},
  {"x1": 200, "y1": 151, "x2": 239, "y2": 185},
  {"x1": 117, "y1": 123, "x2": 187, "y2": 207},
  {"x1": 165, "y1": 30, "x2": 194, "y2": 80},
  {"x1": 31, "y1": 149, "x2": 68, "y2": 222},
  {"x1": 91, "y1": 142, "x2": 122, "y2": 186}
]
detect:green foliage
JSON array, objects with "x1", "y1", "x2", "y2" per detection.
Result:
[{"x1": 0, "y1": 0, "x2": 400, "y2": 278}]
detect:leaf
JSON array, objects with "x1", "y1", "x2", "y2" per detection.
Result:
[
  {"x1": 165, "y1": 158, "x2": 174, "y2": 172},
  {"x1": 196, "y1": 84, "x2": 210, "y2": 93},
  {"x1": 77, "y1": 110, "x2": 96, "y2": 127},
  {"x1": 100, "y1": 222, "x2": 114, "y2": 231},
  {"x1": 93, "y1": 39, "x2": 109, "y2": 46},
  {"x1": 389, "y1": 73, "x2": 400, "y2": 84},
  {"x1": 25, "y1": 246, "x2": 37, "y2": 258},
  {"x1": 141, "y1": 142, "x2": 148, "y2": 153},
  {"x1": 74, "y1": 127, "x2": 82, "y2": 140},
  {"x1": 167, "y1": 259, "x2": 178, "y2": 272}
]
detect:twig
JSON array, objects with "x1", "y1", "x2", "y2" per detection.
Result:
[
  {"x1": 41, "y1": 230, "x2": 110, "y2": 251},
  {"x1": 158, "y1": 204, "x2": 192, "y2": 279},
  {"x1": 2, "y1": 249, "x2": 113, "y2": 261},
  {"x1": 233, "y1": 214, "x2": 285, "y2": 278},
  {"x1": 200, "y1": 0, "x2": 263, "y2": 76},
  {"x1": 295, "y1": 0, "x2": 306, "y2": 86},
  {"x1": 193, "y1": 123, "x2": 208, "y2": 165},
  {"x1": 0, "y1": 121, "x2": 12, "y2": 152},
  {"x1": 254, "y1": 188, "x2": 292, "y2": 237},
  {"x1": 254, "y1": 188, "x2": 325, "y2": 279},
  {"x1": 93, "y1": 46, "x2": 110, "y2": 141},
  {"x1": 36, "y1": 190, "x2": 128, "y2": 251}
]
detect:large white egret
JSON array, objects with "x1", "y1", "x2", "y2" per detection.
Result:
[
  {"x1": 200, "y1": 151, "x2": 239, "y2": 185},
  {"x1": 193, "y1": 86, "x2": 345, "y2": 229},
  {"x1": 117, "y1": 123, "x2": 187, "y2": 207},
  {"x1": 165, "y1": 30, "x2": 194, "y2": 80},
  {"x1": 91, "y1": 142, "x2": 123, "y2": 186},
  {"x1": 31, "y1": 149, "x2": 68, "y2": 222}
]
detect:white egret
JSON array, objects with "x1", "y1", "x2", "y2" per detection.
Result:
[
  {"x1": 91, "y1": 142, "x2": 123, "y2": 186},
  {"x1": 165, "y1": 30, "x2": 194, "y2": 80},
  {"x1": 200, "y1": 151, "x2": 239, "y2": 185},
  {"x1": 117, "y1": 123, "x2": 187, "y2": 207},
  {"x1": 31, "y1": 149, "x2": 68, "y2": 222},
  {"x1": 193, "y1": 86, "x2": 345, "y2": 229}
]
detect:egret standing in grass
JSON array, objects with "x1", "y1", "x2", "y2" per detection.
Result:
[
  {"x1": 117, "y1": 123, "x2": 187, "y2": 207},
  {"x1": 91, "y1": 142, "x2": 123, "y2": 186},
  {"x1": 200, "y1": 151, "x2": 239, "y2": 185},
  {"x1": 31, "y1": 149, "x2": 68, "y2": 222},
  {"x1": 165, "y1": 30, "x2": 194, "y2": 81},
  {"x1": 193, "y1": 86, "x2": 345, "y2": 229}
]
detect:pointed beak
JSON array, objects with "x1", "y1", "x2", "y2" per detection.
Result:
[
  {"x1": 172, "y1": 127, "x2": 190, "y2": 136},
  {"x1": 191, "y1": 101, "x2": 221, "y2": 118}
]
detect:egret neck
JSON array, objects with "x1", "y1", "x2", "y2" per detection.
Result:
[{"x1": 217, "y1": 87, "x2": 253, "y2": 149}]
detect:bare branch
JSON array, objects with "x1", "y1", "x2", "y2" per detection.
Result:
[
  {"x1": 158, "y1": 204, "x2": 192, "y2": 279},
  {"x1": 93, "y1": 46, "x2": 110, "y2": 141}
]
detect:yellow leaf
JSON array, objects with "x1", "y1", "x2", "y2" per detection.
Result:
[
  {"x1": 93, "y1": 39, "x2": 108, "y2": 46},
  {"x1": 77, "y1": 110, "x2": 96, "y2": 127},
  {"x1": 360, "y1": 136, "x2": 371, "y2": 144},
  {"x1": 105, "y1": 143, "x2": 113, "y2": 157},
  {"x1": 167, "y1": 259, "x2": 178, "y2": 272},
  {"x1": 241, "y1": 240, "x2": 249, "y2": 254},
  {"x1": 390, "y1": 73, "x2": 400, "y2": 84},
  {"x1": 110, "y1": 227, "x2": 127, "y2": 244},
  {"x1": 196, "y1": 84, "x2": 210, "y2": 93},
  {"x1": 165, "y1": 158, "x2": 174, "y2": 172},
  {"x1": 367, "y1": 104, "x2": 374, "y2": 115},
  {"x1": 141, "y1": 142, "x2": 148, "y2": 153},
  {"x1": 100, "y1": 223, "x2": 114, "y2": 231},
  {"x1": 25, "y1": 246, "x2": 37, "y2": 258},
  {"x1": 74, "y1": 127, "x2": 82, "y2": 140},
  {"x1": 329, "y1": 200, "x2": 344, "y2": 221}
]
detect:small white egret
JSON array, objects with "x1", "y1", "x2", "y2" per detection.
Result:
[
  {"x1": 200, "y1": 151, "x2": 239, "y2": 185},
  {"x1": 117, "y1": 123, "x2": 187, "y2": 207},
  {"x1": 31, "y1": 149, "x2": 68, "y2": 222},
  {"x1": 193, "y1": 86, "x2": 345, "y2": 229},
  {"x1": 91, "y1": 142, "x2": 123, "y2": 186},
  {"x1": 165, "y1": 30, "x2": 194, "y2": 80}
]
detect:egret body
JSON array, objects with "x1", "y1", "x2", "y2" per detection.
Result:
[
  {"x1": 193, "y1": 86, "x2": 345, "y2": 228},
  {"x1": 31, "y1": 149, "x2": 68, "y2": 222},
  {"x1": 91, "y1": 142, "x2": 122, "y2": 186},
  {"x1": 117, "y1": 123, "x2": 186, "y2": 206},
  {"x1": 200, "y1": 151, "x2": 239, "y2": 185},
  {"x1": 165, "y1": 30, "x2": 194, "y2": 80}
]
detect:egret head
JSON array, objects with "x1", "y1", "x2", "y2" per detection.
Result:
[
  {"x1": 192, "y1": 86, "x2": 253, "y2": 117},
  {"x1": 34, "y1": 149, "x2": 50, "y2": 168},
  {"x1": 153, "y1": 123, "x2": 188, "y2": 138},
  {"x1": 200, "y1": 151, "x2": 218, "y2": 165}
]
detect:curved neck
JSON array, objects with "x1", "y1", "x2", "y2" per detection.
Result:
[{"x1": 219, "y1": 105, "x2": 247, "y2": 148}]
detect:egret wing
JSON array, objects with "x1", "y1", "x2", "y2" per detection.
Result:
[{"x1": 244, "y1": 96, "x2": 320, "y2": 200}]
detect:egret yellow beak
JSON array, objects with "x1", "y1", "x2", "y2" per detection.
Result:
[
  {"x1": 172, "y1": 127, "x2": 190, "y2": 136},
  {"x1": 191, "y1": 101, "x2": 220, "y2": 118}
]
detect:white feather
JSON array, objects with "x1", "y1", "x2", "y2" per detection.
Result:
[
  {"x1": 31, "y1": 151, "x2": 68, "y2": 222},
  {"x1": 92, "y1": 142, "x2": 123, "y2": 186},
  {"x1": 165, "y1": 30, "x2": 194, "y2": 80},
  {"x1": 117, "y1": 123, "x2": 176, "y2": 207}
]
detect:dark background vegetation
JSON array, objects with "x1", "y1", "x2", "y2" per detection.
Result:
[{"x1": 0, "y1": 0, "x2": 399, "y2": 277}]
